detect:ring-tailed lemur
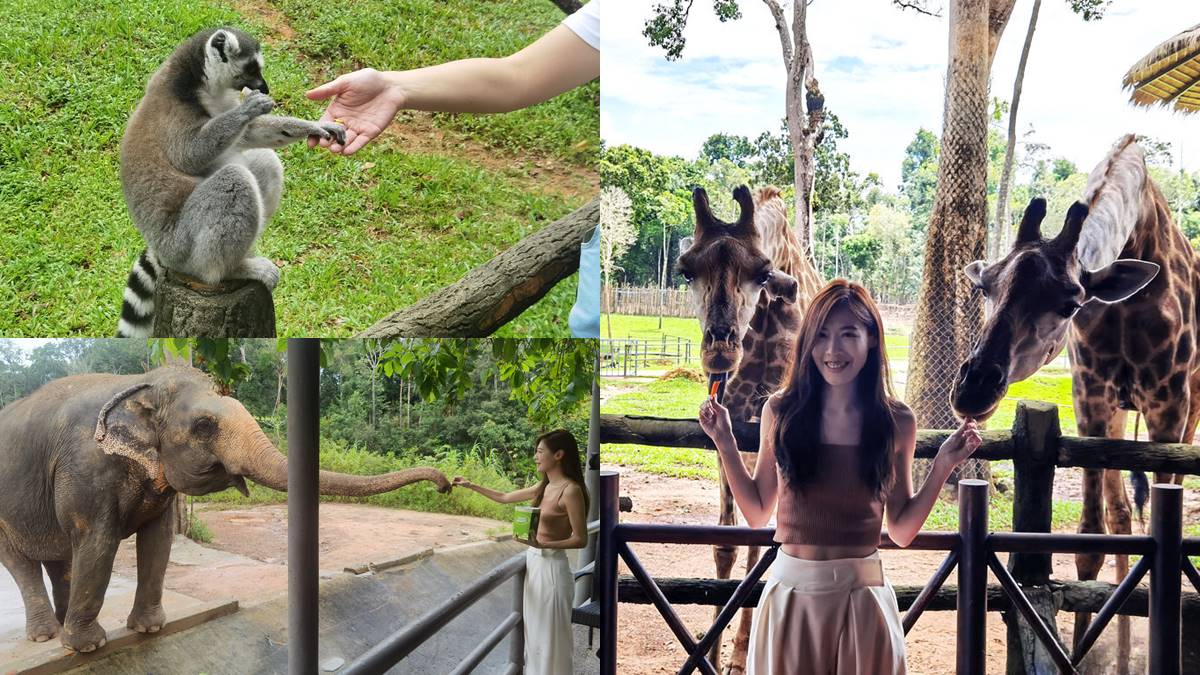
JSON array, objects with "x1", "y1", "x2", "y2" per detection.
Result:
[{"x1": 117, "y1": 27, "x2": 345, "y2": 337}]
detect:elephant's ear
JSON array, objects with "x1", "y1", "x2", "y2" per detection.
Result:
[{"x1": 95, "y1": 383, "x2": 162, "y2": 480}]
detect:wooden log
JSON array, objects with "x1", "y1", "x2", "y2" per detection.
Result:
[
  {"x1": 1057, "y1": 436, "x2": 1200, "y2": 475},
  {"x1": 599, "y1": 414, "x2": 1015, "y2": 460},
  {"x1": 1002, "y1": 585, "x2": 1064, "y2": 675},
  {"x1": 153, "y1": 270, "x2": 275, "y2": 337},
  {"x1": 616, "y1": 576, "x2": 1200, "y2": 618},
  {"x1": 358, "y1": 198, "x2": 599, "y2": 337}
]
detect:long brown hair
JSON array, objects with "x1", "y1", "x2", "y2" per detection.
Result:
[
  {"x1": 532, "y1": 429, "x2": 589, "y2": 515},
  {"x1": 772, "y1": 279, "x2": 899, "y2": 497}
]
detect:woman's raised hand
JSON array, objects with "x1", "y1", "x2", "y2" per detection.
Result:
[
  {"x1": 699, "y1": 396, "x2": 735, "y2": 448},
  {"x1": 936, "y1": 418, "x2": 982, "y2": 472},
  {"x1": 305, "y1": 68, "x2": 406, "y2": 155}
]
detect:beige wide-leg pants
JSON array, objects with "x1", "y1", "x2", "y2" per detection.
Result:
[
  {"x1": 524, "y1": 547, "x2": 573, "y2": 675},
  {"x1": 747, "y1": 551, "x2": 907, "y2": 674}
]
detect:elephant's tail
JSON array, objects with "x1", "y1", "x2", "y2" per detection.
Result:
[{"x1": 116, "y1": 249, "x2": 160, "y2": 338}]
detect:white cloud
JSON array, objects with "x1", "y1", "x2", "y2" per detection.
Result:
[{"x1": 602, "y1": 1, "x2": 1198, "y2": 189}]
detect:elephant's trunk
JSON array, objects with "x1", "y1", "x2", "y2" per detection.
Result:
[{"x1": 214, "y1": 399, "x2": 451, "y2": 496}]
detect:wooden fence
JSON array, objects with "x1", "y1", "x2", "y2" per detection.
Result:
[
  {"x1": 603, "y1": 285, "x2": 692, "y2": 318},
  {"x1": 599, "y1": 401, "x2": 1200, "y2": 673}
]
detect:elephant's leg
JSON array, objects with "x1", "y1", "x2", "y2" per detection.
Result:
[
  {"x1": 0, "y1": 532, "x2": 59, "y2": 642},
  {"x1": 44, "y1": 559, "x2": 71, "y2": 625},
  {"x1": 127, "y1": 508, "x2": 172, "y2": 633},
  {"x1": 60, "y1": 531, "x2": 119, "y2": 653}
]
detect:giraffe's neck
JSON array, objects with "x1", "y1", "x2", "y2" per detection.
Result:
[{"x1": 1076, "y1": 135, "x2": 1148, "y2": 271}]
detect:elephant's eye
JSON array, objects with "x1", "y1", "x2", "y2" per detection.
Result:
[{"x1": 192, "y1": 417, "x2": 217, "y2": 438}]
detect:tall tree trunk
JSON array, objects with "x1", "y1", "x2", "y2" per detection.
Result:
[
  {"x1": 992, "y1": 0, "x2": 1041, "y2": 261},
  {"x1": 907, "y1": 0, "x2": 1015, "y2": 440},
  {"x1": 787, "y1": 0, "x2": 823, "y2": 256}
]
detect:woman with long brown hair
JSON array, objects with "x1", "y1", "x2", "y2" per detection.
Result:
[
  {"x1": 453, "y1": 429, "x2": 589, "y2": 674},
  {"x1": 698, "y1": 280, "x2": 981, "y2": 673}
]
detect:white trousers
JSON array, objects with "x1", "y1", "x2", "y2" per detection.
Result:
[
  {"x1": 524, "y1": 548, "x2": 574, "y2": 675},
  {"x1": 747, "y1": 551, "x2": 907, "y2": 674}
]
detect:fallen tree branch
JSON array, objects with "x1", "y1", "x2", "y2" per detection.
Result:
[{"x1": 358, "y1": 198, "x2": 599, "y2": 338}]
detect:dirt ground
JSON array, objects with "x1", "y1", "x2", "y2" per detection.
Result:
[
  {"x1": 111, "y1": 503, "x2": 506, "y2": 606},
  {"x1": 603, "y1": 466, "x2": 1200, "y2": 675}
]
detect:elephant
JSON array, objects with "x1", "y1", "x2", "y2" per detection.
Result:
[{"x1": 0, "y1": 366, "x2": 451, "y2": 653}]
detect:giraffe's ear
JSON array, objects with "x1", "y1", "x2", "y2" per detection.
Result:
[
  {"x1": 1081, "y1": 259, "x2": 1159, "y2": 305},
  {"x1": 964, "y1": 260, "x2": 987, "y2": 290}
]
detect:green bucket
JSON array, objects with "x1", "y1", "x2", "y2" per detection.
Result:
[{"x1": 513, "y1": 506, "x2": 540, "y2": 542}]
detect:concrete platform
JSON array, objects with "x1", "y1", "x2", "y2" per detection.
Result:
[
  {"x1": 1, "y1": 567, "x2": 236, "y2": 675},
  {"x1": 55, "y1": 540, "x2": 598, "y2": 674}
]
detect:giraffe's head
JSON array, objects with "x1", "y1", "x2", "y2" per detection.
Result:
[
  {"x1": 677, "y1": 185, "x2": 799, "y2": 376},
  {"x1": 951, "y1": 198, "x2": 1159, "y2": 421}
]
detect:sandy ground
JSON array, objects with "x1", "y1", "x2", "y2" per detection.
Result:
[
  {"x1": 601, "y1": 466, "x2": 1199, "y2": 675},
  {"x1": 108, "y1": 502, "x2": 506, "y2": 603}
]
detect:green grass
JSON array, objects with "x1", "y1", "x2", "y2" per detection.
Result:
[
  {"x1": 0, "y1": 0, "x2": 595, "y2": 337},
  {"x1": 186, "y1": 511, "x2": 214, "y2": 544},
  {"x1": 194, "y1": 438, "x2": 521, "y2": 521}
]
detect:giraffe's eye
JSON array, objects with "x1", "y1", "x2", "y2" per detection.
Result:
[
  {"x1": 756, "y1": 271, "x2": 772, "y2": 286},
  {"x1": 1059, "y1": 301, "x2": 1081, "y2": 318},
  {"x1": 679, "y1": 269, "x2": 694, "y2": 284}
]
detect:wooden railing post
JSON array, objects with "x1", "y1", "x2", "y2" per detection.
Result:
[
  {"x1": 599, "y1": 470, "x2": 619, "y2": 673},
  {"x1": 1150, "y1": 483, "x2": 1183, "y2": 675},
  {"x1": 1006, "y1": 400, "x2": 1065, "y2": 673},
  {"x1": 957, "y1": 479, "x2": 989, "y2": 675}
]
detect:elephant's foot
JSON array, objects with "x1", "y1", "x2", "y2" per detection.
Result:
[
  {"x1": 61, "y1": 620, "x2": 107, "y2": 653},
  {"x1": 127, "y1": 604, "x2": 166, "y2": 634},
  {"x1": 25, "y1": 614, "x2": 61, "y2": 643}
]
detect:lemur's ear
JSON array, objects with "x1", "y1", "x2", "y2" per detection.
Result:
[{"x1": 209, "y1": 29, "x2": 239, "y2": 63}]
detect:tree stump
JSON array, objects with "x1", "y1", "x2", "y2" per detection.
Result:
[{"x1": 153, "y1": 270, "x2": 276, "y2": 337}]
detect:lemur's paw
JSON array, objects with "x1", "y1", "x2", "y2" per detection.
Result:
[
  {"x1": 127, "y1": 604, "x2": 166, "y2": 634},
  {"x1": 239, "y1": 91, "x2": 275, "y2": 117},
  {"x1": 313, "y1": 122, "x2": 346, "y2": 146},
  {"x1": 61, "y1": 620, "x2": 107, "y2": 653},
  {"x1": 245, "y1": 256, "x2": 281, "y2": 291}
]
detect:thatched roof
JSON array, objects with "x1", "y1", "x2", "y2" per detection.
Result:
[{"x1": 1123, "y1": 22, "x2": 1200, "y2": 114}]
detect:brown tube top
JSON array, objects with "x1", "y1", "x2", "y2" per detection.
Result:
[{"x1": 774, "y1": 443, "x2": 884, "y2": 547}]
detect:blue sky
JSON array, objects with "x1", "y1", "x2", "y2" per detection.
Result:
[{"x1": 601, "y1": 1, "x2": 1198, "y2": 189}]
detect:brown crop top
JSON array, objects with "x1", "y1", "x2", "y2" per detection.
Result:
[{"x1": 774, "y1": 443, "x2": 884, "y2": 547}]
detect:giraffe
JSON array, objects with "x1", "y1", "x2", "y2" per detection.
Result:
[
  {"x1": 950, "y1": 135, "x2": 1186, "y2": 667},
  {"x1": 677, "y1": 184, "x2": 822, "y2": 674}
]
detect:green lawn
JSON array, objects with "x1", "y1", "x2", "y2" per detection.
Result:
[{"x1": 0, "y1": 0, "x2": 596, "y2": 336}]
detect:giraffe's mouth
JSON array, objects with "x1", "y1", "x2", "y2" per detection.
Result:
[
  {"x1": 700, "y1": 342, "x2": 740, "y2": 377},
  {"x1": 707, "y1": 372, "x2": 728, "y2": 403}
]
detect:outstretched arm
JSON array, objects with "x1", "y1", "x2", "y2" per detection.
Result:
[
  {"x1": 453, "y1": 477, "x2": 541, "y2": 504},
  {"x1": 885, "y1": 408, "x2": 981, "y2": 547},
  {"x1": 698, "y1": 395, "x2": 781, "y2": 529},
  {"x1": 305, "y1": 24, "x2": 598, "y2": 155},
  {"x1": 536, "y1": 483, "x2": 588, "y2": 549}
]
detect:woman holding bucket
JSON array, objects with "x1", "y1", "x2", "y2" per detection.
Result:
[
  {"x1": 453, "y1": 429, "x2": 589, "y2": 674},
  {"x1": 698, "y1": 280, "x2": 981, "y2": 673}
]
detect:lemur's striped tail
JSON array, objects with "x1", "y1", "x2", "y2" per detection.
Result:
[{"x1": 116, "y1": 249, "x2": 160, "y2": 338}]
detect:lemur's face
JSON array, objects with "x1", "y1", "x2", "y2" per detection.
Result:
[{"x1": 204, "y1": 29, "x2": 268, "y2": 95}]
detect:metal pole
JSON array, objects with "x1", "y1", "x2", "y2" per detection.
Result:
[
  {"x1": 1150, "y1": 483, "x2": 1183, "y2": 675},
  {"x1": 576, "y1": 357, "x2": 600, "y2": 606},
  {"x1": 288, "y1": 338, "x2": 320, "y2": 675},
  {"x1": 509, "y1": 566, "x2": 525, "y2": 669},
  {"x1": 599, "y1": 471, "x2": 619, "y2": 672},
  {"x1": 957, "y1": 479, "x2": 988, "y2": 675}
]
